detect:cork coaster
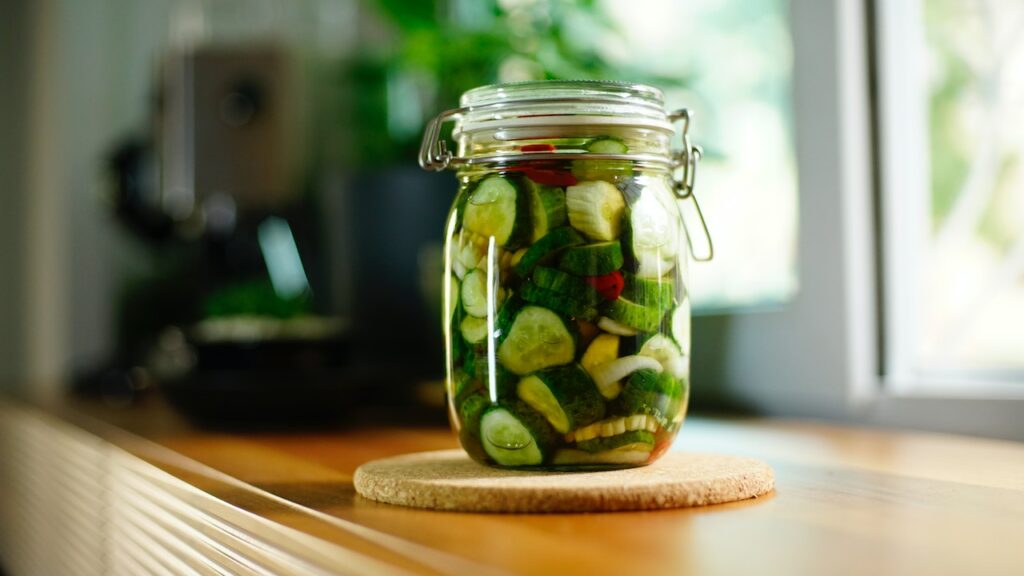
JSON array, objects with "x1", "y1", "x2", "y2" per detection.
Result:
[{"x1": 353, "y1": 450, "x2": 774, "y2": 513}]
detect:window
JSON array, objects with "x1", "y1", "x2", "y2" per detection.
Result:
[{"x1": 878, "y1": 0, "x2": 1024, "y2": 391}]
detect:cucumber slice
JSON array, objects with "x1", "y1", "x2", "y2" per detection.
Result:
[
  {"x1": 581, "y1": 333, "x2": 620, "y2": 374},
  {"x1": 460, "y1": 315, "x2": 489, "y2": 344},
  {"x1": 520, "y1": 282, "x2": 599, "y2": 321},
  {"x1": 551, "y1": 448, "x2": 650, "y2": 466},
  {"x1": 625, "y1": 185, "x2": 680, "y2": 278},
  {"x1": 457, "y1": 391, "x2": 491, "y2": 462},
  {"x1": 479, "y1": 402, "x2": 556, "y2": 466},
  {"x1": 461, "y1": 269, "x2": 486, "y2": 317},
  {"x1": 597, "y1": 316, "x2": 639, "y2": 336},
  {"x1": 464, "y1": 352, "x2": 519, "y2": 401},
  {"x1": 588, "y1": 355, "x2": 663, "y2": 400},
  {"x1": 586, "y1": 137, "x2": 629, "y2": 154},
  {"x1": 529, "y1": 185, "x2": 568, "y2": 242},
  {"x1": 513, "y1": 227, "x2": 585, "y2": 278},
  {"x1": 516, "y1": 364, "x2": 605, "y2": 434},
  {"x1": 615, "y1": 368, "x2": 682, "y2": 426},
  {"x1": 603, "y1": 296, "x2": 664, "y2": 333},
  {"x1": 494, "y1": 295, "x2": 524, "y2": 339},
  {"x1": 572, "y1": 138, "x2": 633, "y2": 182},
  {"x1": 623, "y1": 272, "x2": 674, "y2": 309},
  {"x1": 452, "y1": 369, "x2": 481, "y2": 405},
  {"x1": 457, "y1": 391, "x2": 490, "y2": 438},
  {"x1": 576, "y1": 430, "x2": 655, "y2": 453},
  {"x1": 670, "y1": 299, "x2": 690, "y2": 355},
  {"x1": 566, "y1": 181, "x2": 626, "y2": 241},
  {"x1": 455, "y1": 233, "x2": 487, "y2": 269},
  {"x1": 463, "y1": 175, "x2": 530, "y2": 248},
  {"x1": 532, "y1": 267, "x2": 601, "y2": 305},
  {"x1": 497, "y1": 305, "x2": 576, "y2": 375},
  {"x1": 558, "y1": 242, "x2": 624, "y2": 276},
  {"x1": 446, "y1": 275, "x2": 461, "y2": 325}
]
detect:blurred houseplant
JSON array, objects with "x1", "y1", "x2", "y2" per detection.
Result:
[{"x1": 346, "y1": 0, "x2": 690, "y2": 168}]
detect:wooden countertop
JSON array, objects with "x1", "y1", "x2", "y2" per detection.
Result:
[{"x1": 5, "y1": 394, "x2": 1024, "y2": 575}]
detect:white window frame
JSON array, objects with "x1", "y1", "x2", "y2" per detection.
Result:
[{"x1": 696, "y1": 0, "x2": 1024, "y2": 441}]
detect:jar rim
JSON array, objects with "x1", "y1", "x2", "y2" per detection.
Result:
[
  {"x1": 459, "y1": 80, "x2": 665, "y2": 109},
  {"x1": 456, "y1": 80, "x2": 673, "y2": 136}
]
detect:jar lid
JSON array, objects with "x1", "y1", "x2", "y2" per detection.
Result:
[
  {"x1": 456, "y1": 80, "x2": 674, "y2": 136},
  {"x1": 420, "y1": 80, "x2": 691, "y2": 172}
]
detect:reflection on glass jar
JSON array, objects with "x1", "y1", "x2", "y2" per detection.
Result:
[{"x1": 422, "y1": 81, "x2": 708, "y2": 470}]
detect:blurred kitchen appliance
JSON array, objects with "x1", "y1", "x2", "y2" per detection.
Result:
[
  {"x1": 78, "y1": 0, "x2": 456, "y2": 426},
  {"x1": 160, "y1": 44, "x2": 299, "y2": 222}
]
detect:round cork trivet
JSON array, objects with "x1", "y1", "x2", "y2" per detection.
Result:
[{"x1": 353, "y1": 450, "x2": 774, "y2": 513}]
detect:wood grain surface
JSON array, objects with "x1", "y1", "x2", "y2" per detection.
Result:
[{"x1": 8, "y1": 395, "x2": 1024, "y2": 576}]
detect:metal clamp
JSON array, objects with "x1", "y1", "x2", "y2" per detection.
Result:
[
  {"x1": 419, "y1": 108, "x2": 462, "y2": 171},
  {"x1": 669, "y1": 109, "x2": 714, "y2": 262}
]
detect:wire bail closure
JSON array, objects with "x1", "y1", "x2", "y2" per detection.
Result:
[
  {"x1": 419, "y1": 108, "x2": 461, "y2": 171},
  {"x1": 669, "y1": 109, "x2": 714, "y2": 262}
]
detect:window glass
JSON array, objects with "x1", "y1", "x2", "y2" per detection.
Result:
[{"x1": 918, "y1": 0, "x2": 1024, "y2": 373}]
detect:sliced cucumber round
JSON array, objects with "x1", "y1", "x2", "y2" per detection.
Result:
[
  {"x1": 572, "y1": 138, "x2": 633, "y2": 182},
  {"x1": 479, "y1": 403, "x2": 556, "y2": 466},
  {"x1": 586, "y1": 137, "x2": 629, "y2": 154},
  {"x1": 516, "y1": 364, "x2": 605, "y2": 434},
  {"x1": 520, "y1": 281, "x2": 598, "y2": 321},
  {"x1": 532, "y1": 266, "x2": 601, "y2": 305},
  {"x1": 670, "y1": 299, "x2": 690, "y2": 355},
  {"x1": 614, "y1": 368, "x2": 682, "y2": 427},
  {"x1": 603, "y1": 296, "x2": 664, "y2": 333},
  {"x1": 457, "y1": 391, "x2": 490, "y2": 438},
  {"x1": 446, "y1": 275, "x2": 460, "y2": 326},
  {"x1": 558, "y1": 241, "x2": 624, "y2": 276},
  {"x1": 463, "y1": 175, "x2": 530, "y2": 248},
  {"x1": 625, "y1": 185, "x2": 680, "y2": 278},
  {"x1": 529, "y1": 184, "x2": 567, "y2": 242},
  {"x1": 623, "y1": 272, "x2": 674, "y2": 310},
  {"x1": 497, "y1": 305, "x2": 576, "y2": 375},
  {"x1": 459, "y1": 315, "x2": 489, "y2": 345},
  {"x1": 566, "y1": 180, "x2": 627, "y2": 241},
  {"x1": 461, "y1": 269, "x2": 487, "y2": 317},
  {"x1": 513, "y1": 227, "x2": 584, "y2": 278}
]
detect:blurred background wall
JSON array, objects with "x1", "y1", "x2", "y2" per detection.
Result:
[{"x1": 0, "y1": 0, "x2": 33, "y2": 389}]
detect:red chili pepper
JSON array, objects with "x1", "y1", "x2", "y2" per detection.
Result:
[
  {"x1": 584, "y1": 271, "x2": 624, "y2": 301},
  {"x1": 505, "y1": 163, "x2": 578, "y2": 187},
  {"x1": 520, "y1": 143, "x2": 557, "y2": 153}
]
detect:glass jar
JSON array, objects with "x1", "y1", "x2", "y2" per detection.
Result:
[{"x1": 420, "y1": 80, "x2": 711, "y2": 469}]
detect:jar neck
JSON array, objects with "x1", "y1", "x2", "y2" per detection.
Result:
[{"x1": 456, "y1": 125, "x2": 672, "y2": 161}]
